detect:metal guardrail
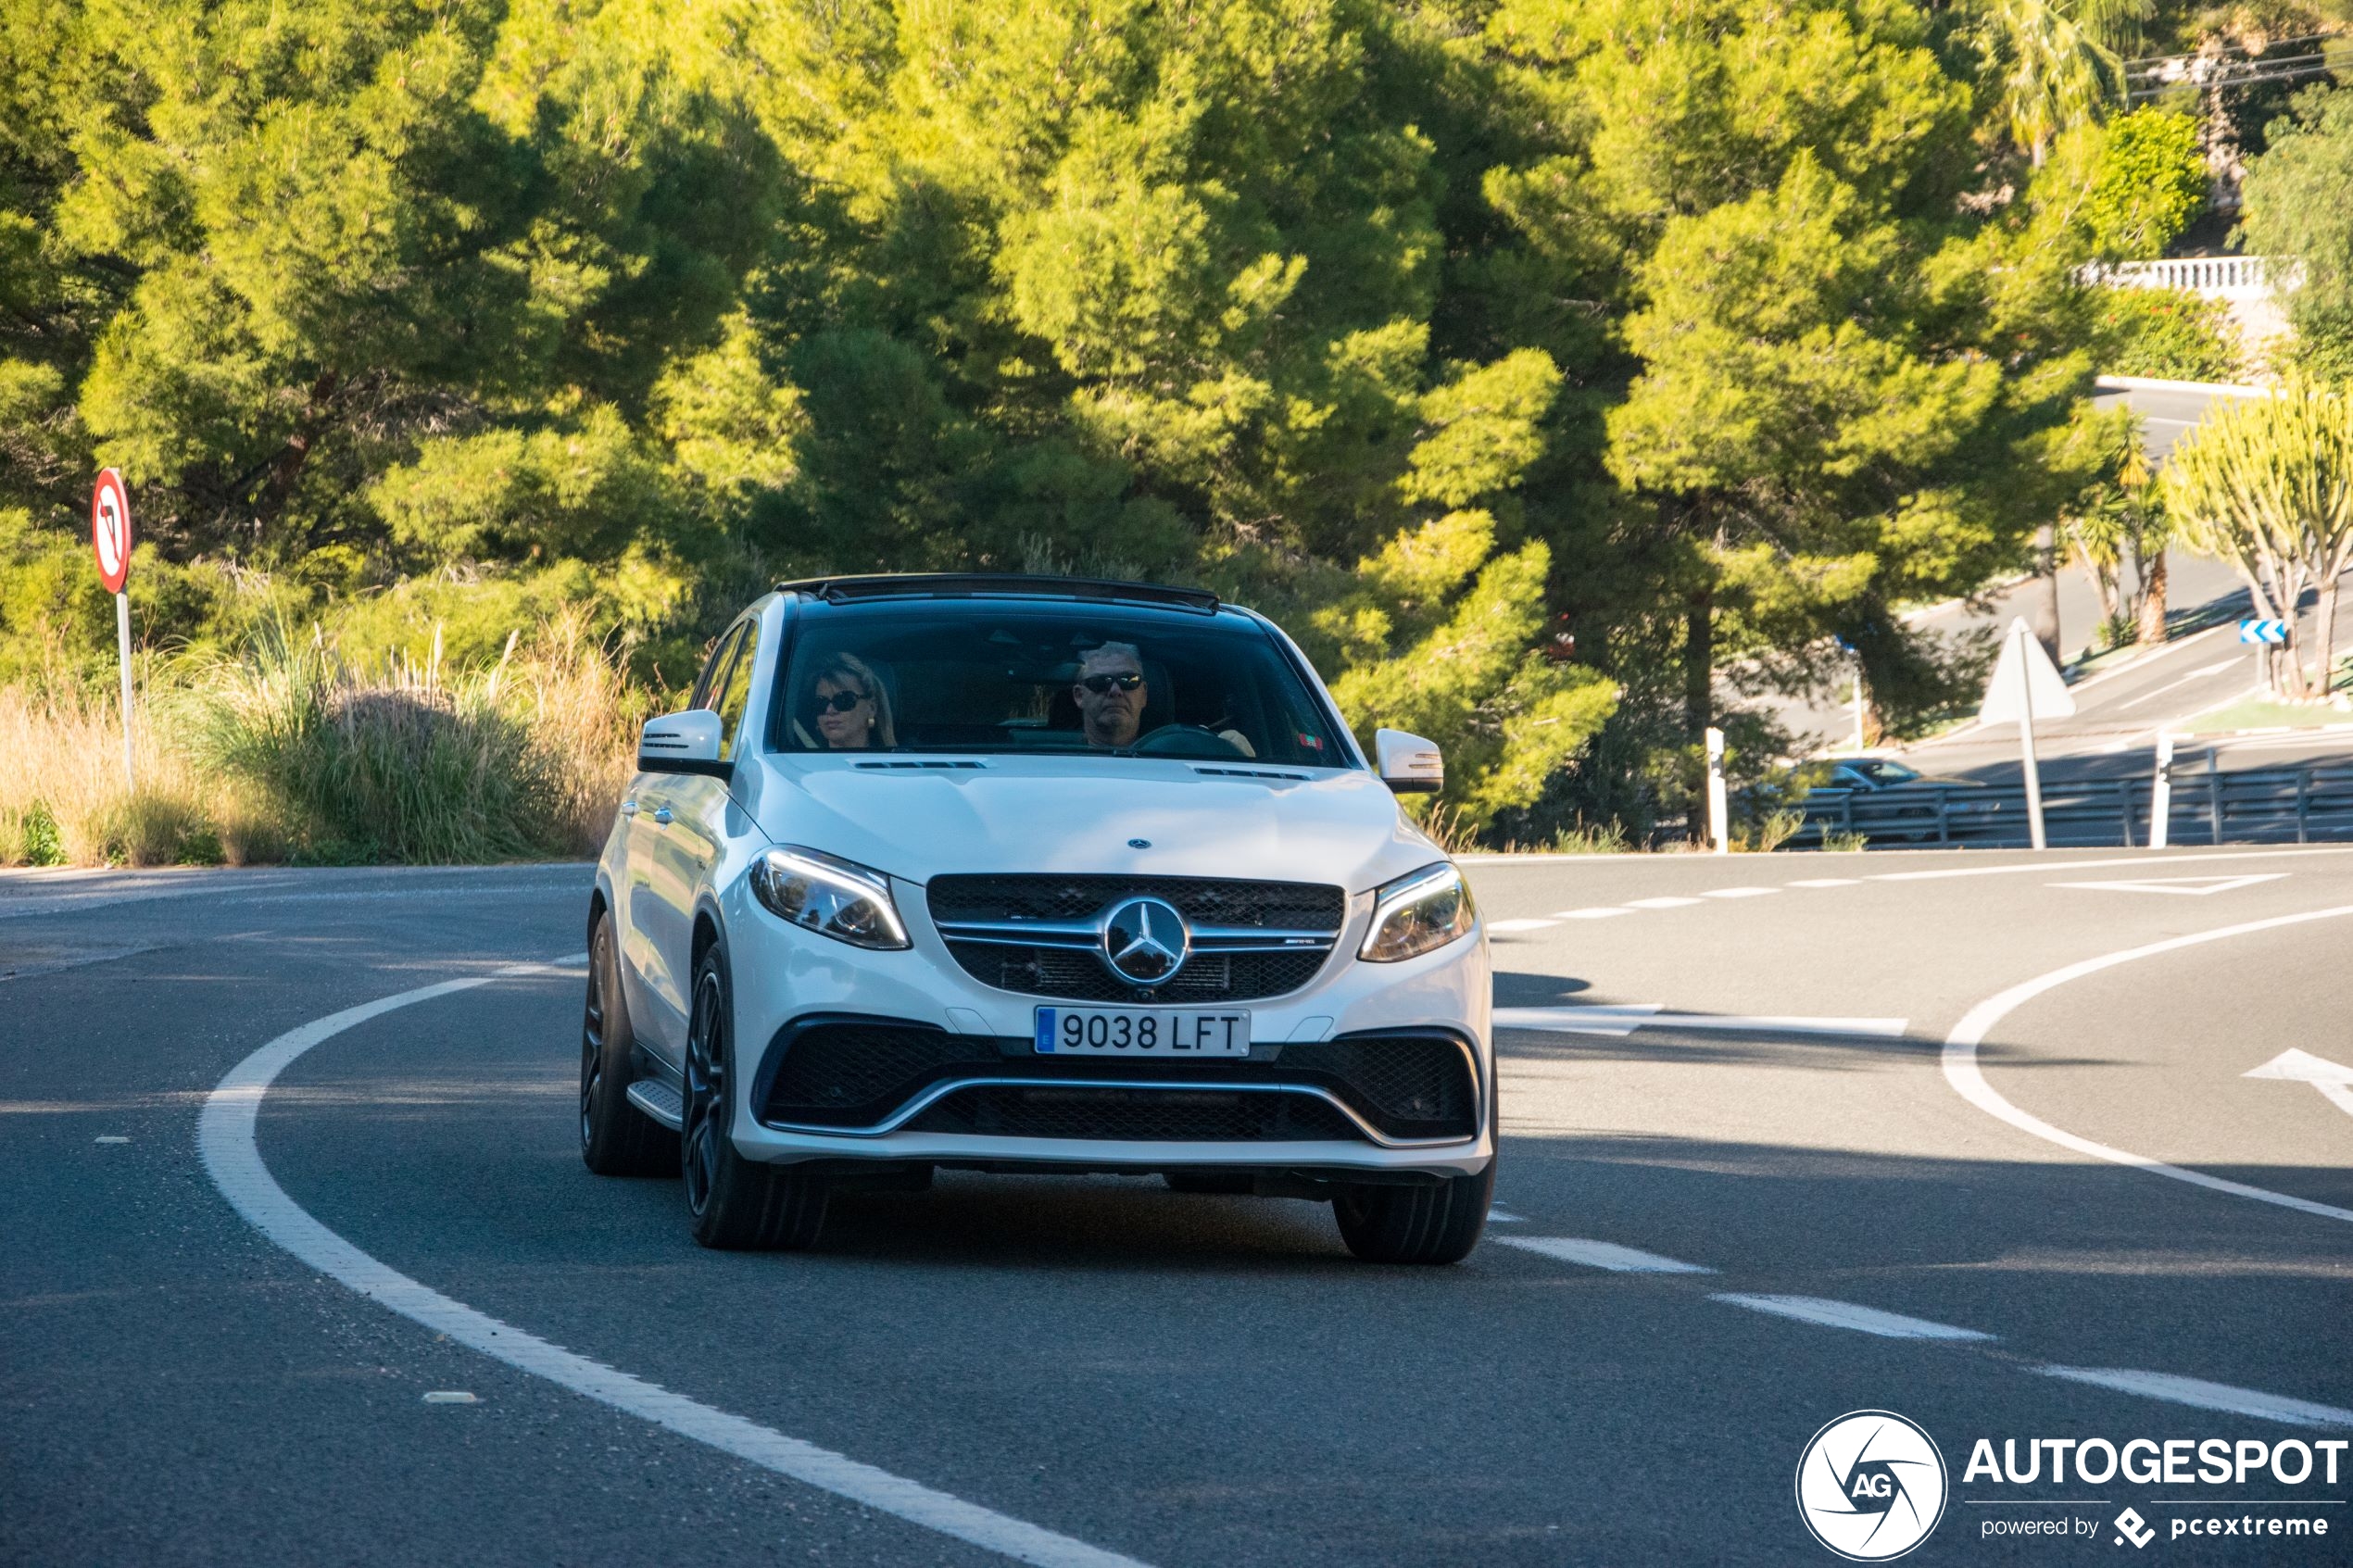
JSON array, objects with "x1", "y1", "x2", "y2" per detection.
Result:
[{"x1": 1789, "y1": 762, "x2": 2353, "y2": 850}]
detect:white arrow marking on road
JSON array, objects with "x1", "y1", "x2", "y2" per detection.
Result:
[
  {"x1": 1493, "y1": 1006, "x2": 1907, "y2": 1038},
  {"x1": 2242, "y1": 1048, "x2": 2353, "y2": 1120},
  {"x1": 2048, "y1": 873, "x2": 2287, "y2": 897}
]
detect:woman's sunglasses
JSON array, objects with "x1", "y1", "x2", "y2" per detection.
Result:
[
  {"x1": 1079, "y1": 673, "x2": 1143, "y2": 694},
  {"x1": 809, "y1": 689, "x2": 868, "y2": 714}
]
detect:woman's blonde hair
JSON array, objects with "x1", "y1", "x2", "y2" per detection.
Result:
[{"x1": 814, "y1": 652, "x2": 897, "y2": 747}]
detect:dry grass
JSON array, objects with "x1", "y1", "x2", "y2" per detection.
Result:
[
  {"x1": 0, "y1": 682, "x2": 268, "y2": 866},
  {"x1": 0, "y1": 610, "x2": 641, "y2": 868}
]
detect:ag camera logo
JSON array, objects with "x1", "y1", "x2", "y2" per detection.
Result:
[{"x1": 1796, "y1": 1410, "x2": 1949, "y2": 1561}]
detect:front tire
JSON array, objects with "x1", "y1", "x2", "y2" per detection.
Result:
[
  {"x1": 580, "y1": 912, "x2": 677, "y2": 1176},
  {"x1": 1332, "y1": 1160, "x2": 1495, "y2": 1265},
  {"x1": 682, "y1": 946, "x2": 827, "y2": 1250}
]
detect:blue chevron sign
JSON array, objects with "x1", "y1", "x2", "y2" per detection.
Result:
[{"x1": 2240, "y1": 619, "x2": 2289, "y2": 645}]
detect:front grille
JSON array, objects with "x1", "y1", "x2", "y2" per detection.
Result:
[
  {"x1": 927, "y1": 875, "x2": 1344, "y2": 929},
  {"x1": 757, "y1": 1023, "x2": 1477, "y2": 1142},
  {"x1": 926, "y1": 874, "x2": 1344, "y2": 1002},
  {"x1": 762, "y1": 1023, "x2": 994, "y2": 1128},
  {"x1": 1281, "y1": 1035, "x2": 1476, "y2": 1140},
  {"x1": 904, "y1": 1085, "x2": 1364, "y2": 1143}
]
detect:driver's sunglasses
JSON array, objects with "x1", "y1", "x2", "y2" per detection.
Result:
[
  {"x1": 808, "y1": 689, "x2": 867, "y2": 714},
  {"x1": 1080, "y1": 673, "x2": 1143, "y2": 695}
]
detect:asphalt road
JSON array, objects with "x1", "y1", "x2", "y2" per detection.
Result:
[{"x1": 6, "y1": 854, "x2": 2351, "y2": 1565}]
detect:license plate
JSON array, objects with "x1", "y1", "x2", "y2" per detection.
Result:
[{"x1": 1034, "y1": 1007, "x2": 1251, "y2": 1057}]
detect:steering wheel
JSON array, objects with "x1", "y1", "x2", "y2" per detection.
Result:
[{"x1": 1130, "y1": 724, "x2": 1249, "y2": 759}]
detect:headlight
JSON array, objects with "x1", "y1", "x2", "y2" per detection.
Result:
[
  {"x1": 748, "y1": 847, "x2": 910, "y2": 950},
  {"x1": 1358, "y1": 862, "x2": 1476, "y2": 962}
]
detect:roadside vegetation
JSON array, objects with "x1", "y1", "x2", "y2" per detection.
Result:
[{"x1": 2, "y1": 1, "x2": 2350, "y2": 865}]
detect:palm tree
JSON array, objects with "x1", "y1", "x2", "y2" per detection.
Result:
[
  {"x1": 2164, "y1": 383, "x2": 2353, "y2": 700},
  {"x1": 1969, "y1": 0, "x2": 2152, "y2": 165}
]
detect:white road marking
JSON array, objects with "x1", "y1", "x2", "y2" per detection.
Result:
[
  {"x1": 1710, "y1": 1294, "x2": 1993, "y2": 1341},
  {"x1": 1942, "y1": 905, "x2": 2353, "y2": 1225},
  {"x1": 422, "y1": 1391, "x2": 479, "y2": 1404},
  {"x1": 1702, "y1": 887, "x2": 1779, "y2": 898},
  {"x1": 2243, "y1": 1048, "x2": 2353, "y2": 1120},
  {"x1": 2034, "y1": 1367, "x2": 2353, "y2": 1428},
  {"x1": 2114, "y1": 658, "x2": 2246, "y2": 713},
  {"x1": 94, "y1": 1135, "x2": 130, "y2": 1144},
  {"x1": 1872, "y1": 847, "x2": 2353, "y2": 882},
  {"x1": 1788, "y1": 878, "x2": 1861, "y2": 887},
  {"x1": 1486, "y1": 1205, "x2": 1526, "y2": 1223},
  {"x1": 1492, "y1": 1004, "x2": 1661, "y2": 1036},
  {"x1": 1494, "y1": 1006, "x2": 1906, "y2": 1038},
  {"x1": 1551, "y1": 907, "x2": 1634, "y2": 919},
  {"x1": 1499, "y1": 1236, "x2": 1715, "y2": 1273},
  {"x1": 2048, "y1": 873, "x2": 2286, "y2": 897},
  {"x1": 197, "y1": 959, "x2": 1151, "y2": 1568},
  {"x1": 1625, "y1": 896, "x2": 1702, "y2": 909},
  {"x1": 1485, "y1": 918, "x2": 1558, "y2": 934}
]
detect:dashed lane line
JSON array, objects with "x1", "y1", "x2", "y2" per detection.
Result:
[
  {"x1": 1494, "y1": 1007, "x2": 1907, "y2": 1038},
  {"x1": 1485, "y1": 919, "x2": 1558, "y2": 934},
  {"x1": 1942, "y1": 904, "x2": 2353, "y2": 1226},
  {"x1": 2033, "y1": 1368, "x2": 2353, "y2": 1429},
  {"x1": 1710, "y1": 1294, "x2": 1994, "y2": 1342},
  {"x1": 197, "y1": 958, "x2": 1153, "y2": 1568},
  {"x1": 1551, "y1": 907, "x2": 1634, "y2": 920},
  {"x1": 1702, "y1": 886, "x2": 1780, "y2": 898},
  {"x1": 1496, "y1": 1236, "x2": 1715, "y2": 1273},
  {"x1": 1788, "y1": 878, "x2": 1861, "y2": 887},
  {"x1": 1625, "y1": 896, "x2": 1703, "y2": 909},
  {"x1": 1501, "y1": 1235, "x2": 2347, "y2": 1427}
]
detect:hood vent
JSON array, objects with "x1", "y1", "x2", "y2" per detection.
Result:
[
  {"x1": 1190, "y1": 765, "x2": 1309, "y2": 782},
  {"x1": 850, "y1": 759, "x2": 987, "y2": 771}
]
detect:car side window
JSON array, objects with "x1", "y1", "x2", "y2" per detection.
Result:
[
  {"x1": 691, "y1": 626, "x2": 743, "y2": 713},
  {"x1": 712, "y1": 621, "x2": 760, "y2": 761}
]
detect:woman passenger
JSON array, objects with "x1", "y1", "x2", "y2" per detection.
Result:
[{"x1": 809, "y1": 654, "x2": 896, "y2": 749}]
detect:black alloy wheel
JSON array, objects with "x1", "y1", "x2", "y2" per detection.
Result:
[
  {"x1": 579, "y1": 913, "x2": 677, "y2": 1176},
  {"x1": 681, "y1": 946, "x2": 828, "y2": 1250}
]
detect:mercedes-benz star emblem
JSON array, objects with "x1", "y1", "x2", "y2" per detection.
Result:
[{"x1": 1101, "y1": 897, "x2": 1189, "y2": 985}]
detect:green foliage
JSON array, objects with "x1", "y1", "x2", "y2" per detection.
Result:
[
  {"x1": 2085, "y1": 107, "x2": 2207, "y2": 258},
  {"x1": 2163, "y1": 380, "x2": 2353, "y2": 699},
  {"x1": 2242, "y1": 85, "x2": 2353, "y2": 382},
  {"x1": 2092, "y1": 285, "x2": 2244, "y2": 381},
  {"x1": 0, "y1": 0, "x2": 2130, "y2": 847}
]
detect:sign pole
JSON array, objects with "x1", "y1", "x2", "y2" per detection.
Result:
[
  {"x1": 1851, "y1": 661, "x2": 1866, "y2": 756},
  {"x1": 115, "y1": 591, "x2": 134, "y2": 788},
  {"x1": 2149, "y1": 732, "x2": 2173, "y2": 850},
  {"x1": 2016, "y1": 627, "x2": 2047, "y2": 851},
  {"x1": 91, "y1": 468, "x2": 135, "y2": 791}
]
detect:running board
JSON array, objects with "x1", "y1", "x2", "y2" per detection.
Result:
[{"x1": 625, "y1": 1080, "x2": 685, "y2": 1130}]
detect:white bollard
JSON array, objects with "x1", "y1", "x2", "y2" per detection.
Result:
[
  {"x1": 1705, "y1": 726, "x2": 1730, "y2": 854},
  {"x1": 2148, "y1": 733, "x2": 2172, "y2": 850}
]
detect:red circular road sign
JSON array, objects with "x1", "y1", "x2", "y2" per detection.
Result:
[{"x1": 92, "y1": 469, "x2": 132, "y2": 594}]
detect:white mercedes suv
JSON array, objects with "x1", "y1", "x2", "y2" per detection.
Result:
[{"x1": 580, "y1": 574, "x2": 1493, "y2": 1263}]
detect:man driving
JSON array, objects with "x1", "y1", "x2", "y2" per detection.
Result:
[{"x1": 1074, "y1": 641, "x2": 1148, "y2": 748}]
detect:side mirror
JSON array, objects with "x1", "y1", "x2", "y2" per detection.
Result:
[
  {"x1": 1375, "y1": 727, "x2": 1443, "y2": 795},
  {"x1": 638, "y1": 709, "x2": 731, "y2": 778}
]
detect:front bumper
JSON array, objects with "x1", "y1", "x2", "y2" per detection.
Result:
[{"x1": 718, "y1": 872, "x2": 1493, "y2": 1176}]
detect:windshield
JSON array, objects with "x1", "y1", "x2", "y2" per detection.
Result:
[
  {"x1": 1849, "y1": 759, "x2": 1920, "y2": 784},
  {"x1": 768, "y1": 599, "x2": 1353, "y2": 767}
]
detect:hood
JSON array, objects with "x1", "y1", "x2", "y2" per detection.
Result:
[{"x1": 741, "y1": 754, "x2": 1441, "y2": 894}]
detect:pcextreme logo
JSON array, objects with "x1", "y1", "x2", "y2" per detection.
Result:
[{"x1": 1796, "y1": 1410, "x2": 1950, "y2": 1561}]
